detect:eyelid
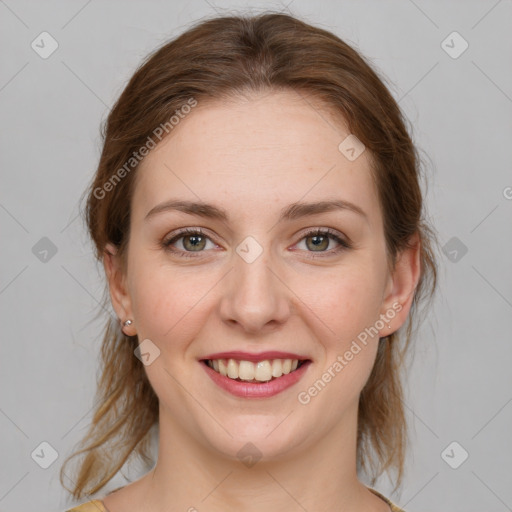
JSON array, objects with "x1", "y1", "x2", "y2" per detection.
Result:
[
  {"x1": 162, "y1": 227, "x2": 218, "y2": 256},
  {"x1": 294, "y1": 227, "x2": 352, "y2": 254},
  {"x1": 162, "y1": 226, "x2": 351, "y2": 257}
]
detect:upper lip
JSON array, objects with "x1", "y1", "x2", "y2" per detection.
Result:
[{"x1": 201, "y1": 351, "x2": 311, "y2": 363}]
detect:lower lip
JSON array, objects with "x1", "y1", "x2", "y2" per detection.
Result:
[{"x1": 201, "y1": 360, "x2": 312, "y2": 398}]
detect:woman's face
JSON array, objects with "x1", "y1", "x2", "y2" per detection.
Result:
[{"x1": 106, "y1": 89, "x2": 417, "y2": 462}]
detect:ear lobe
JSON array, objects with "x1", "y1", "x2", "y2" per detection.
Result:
[
  {"x1": 380, "y1": 233, "x2": 422, "y2": 334},
  {"x1": 103, "y1": 242, "x2": 132, "y2": 322}
]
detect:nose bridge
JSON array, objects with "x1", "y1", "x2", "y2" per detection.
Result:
[{"x1": 219, "y1": 235, "x2": 290, "y2": 332}]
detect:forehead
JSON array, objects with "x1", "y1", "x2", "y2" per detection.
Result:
[{"x1": 133, "y1": 90, "x2": 381, "y2": 229}]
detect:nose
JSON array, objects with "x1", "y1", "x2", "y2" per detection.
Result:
[{"x1": 218, "y1": 247, "x2": 291, "y2": 334}]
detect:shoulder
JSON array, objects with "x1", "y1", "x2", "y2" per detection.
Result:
[
  {"x1": 388, "y1": 502, "x2": 406, "y2": 512},
  {"x1": 65, "y1": 499, "x2": 107, "y2": 512},
  {"x1": 368, "y1": 487, "x2": 406, "y2": 512}
]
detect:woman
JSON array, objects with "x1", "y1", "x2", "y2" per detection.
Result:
[{"x1": 61, "y1": 11, "x2": 438, "y2": 512}]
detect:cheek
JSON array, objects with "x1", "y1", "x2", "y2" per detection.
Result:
[
  {"x1": 294, "y1": 270, "x2": 384, "y2": 414},
  {"x1": 127, "y1": 253, "x2": 213, "y2": 344},
  {"x1": 294, "y1": 264, "x2": 384, "y2": 347}
]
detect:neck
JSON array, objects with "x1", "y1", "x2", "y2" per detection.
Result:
[{"x1": 134, "y1": 402, "x2": 377, "y2": 512}]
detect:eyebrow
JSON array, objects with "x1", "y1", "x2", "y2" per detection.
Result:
[
  {"x1": 145, "y1": 199, "x2": 368, "y2": 222},
  {"x1": 145, "y1": 198, "x2": 368, "y2": 223}
]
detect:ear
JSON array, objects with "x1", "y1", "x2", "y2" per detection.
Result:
[
  {"x1": 103, "y1": 242, "x2": 136, "y2": 336},
  {"x1": 378, "y1": 232, "x2": 422, "y2": 336}
]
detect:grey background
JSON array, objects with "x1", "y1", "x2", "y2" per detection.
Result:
[{"x1": 1, "y1": 0, "x2": 511, "y2": 511}]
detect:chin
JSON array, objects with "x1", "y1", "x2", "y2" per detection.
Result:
[{"x1": 200, "y1": 417, "x2": 306, "y2": 465}]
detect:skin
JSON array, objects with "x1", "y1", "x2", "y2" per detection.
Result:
[{"x1": 102, "y1": 89, "x2": 420, "y2": 512}]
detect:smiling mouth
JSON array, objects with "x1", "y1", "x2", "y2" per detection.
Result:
[{"x1": 202, "y1": 358, "x2": 310, "y2": 383}]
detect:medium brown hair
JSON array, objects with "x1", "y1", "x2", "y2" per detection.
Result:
[{"x1": 60, "y1": 11, "x2": 439, "y2": 500}]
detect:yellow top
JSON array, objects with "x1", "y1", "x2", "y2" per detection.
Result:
[
  {"x1": 66, "y1": 501, "x2": 105, "y2": 512},
  {"x1": 65, "y1": 487, "x2": 405, "y2": 512}
]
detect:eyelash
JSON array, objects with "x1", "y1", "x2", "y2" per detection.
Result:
[{"x1": 162, "y1": 227, "x2": 352, "y2": 259}]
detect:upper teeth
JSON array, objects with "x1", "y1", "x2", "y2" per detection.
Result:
[{"x1": 207, "y1": 358, "x2": 300, "y2": 382}]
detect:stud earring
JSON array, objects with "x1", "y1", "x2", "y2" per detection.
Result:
[{"x1": 123, "y1": 319, "x2": 133, "y2": 327}]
